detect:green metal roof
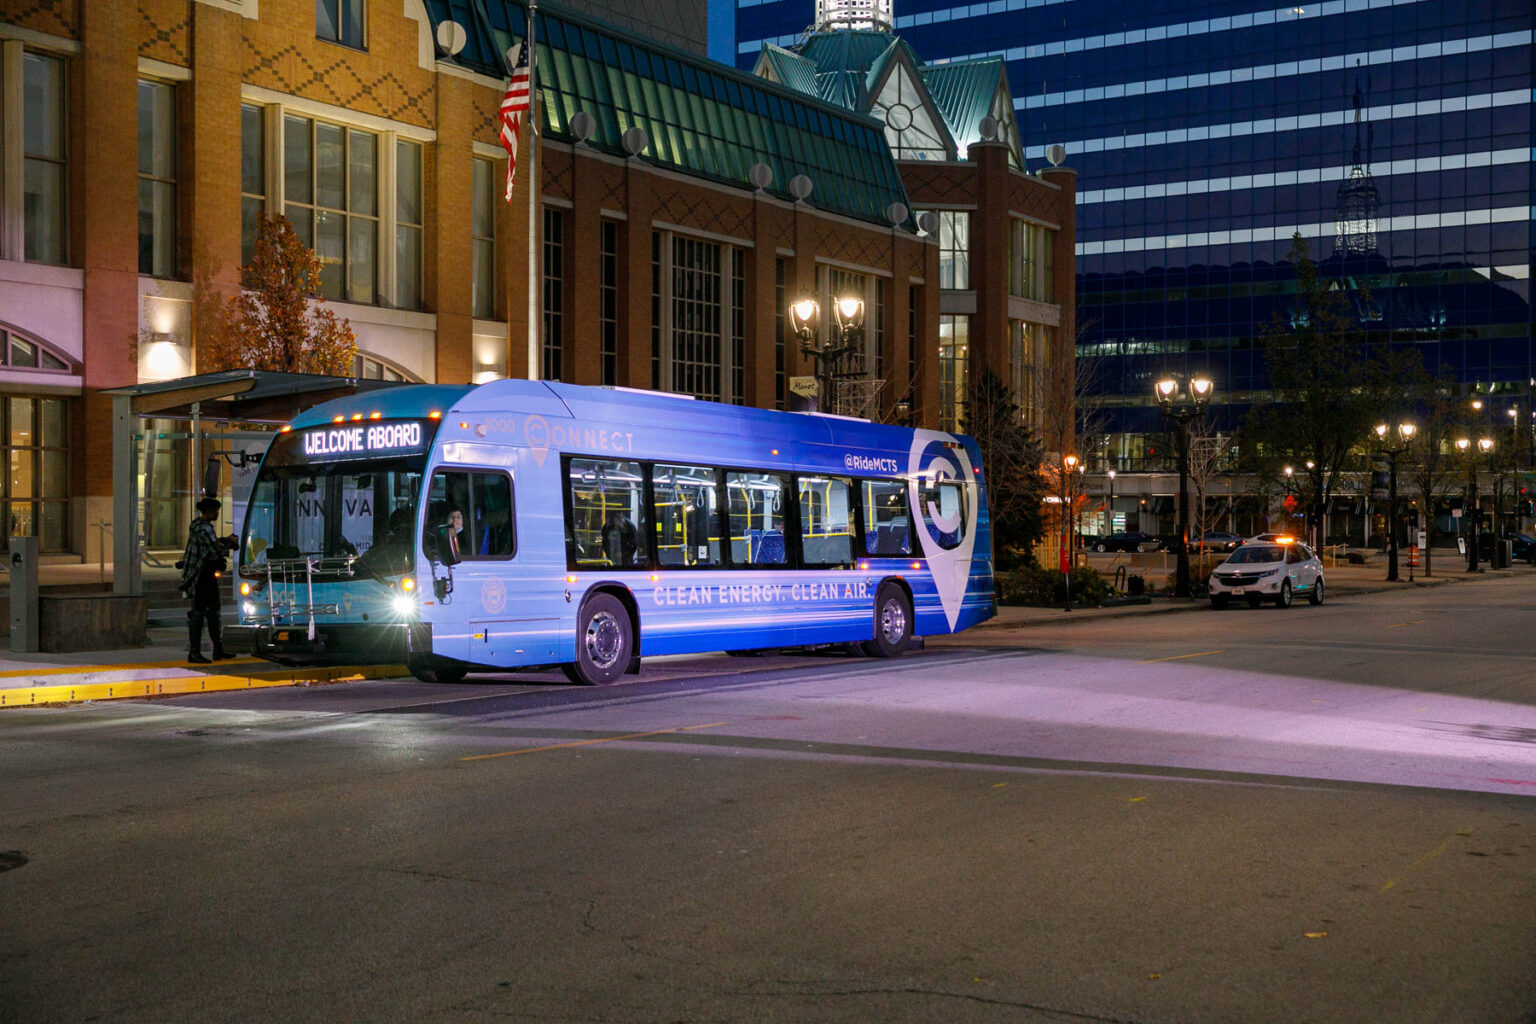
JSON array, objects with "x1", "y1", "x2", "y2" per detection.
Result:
[
  {"x1": 772, "y1": 28, "x2": 1021, "y2": 166},
  {"x1": 757, "y1": 45, "x2": 823, "y2": 98},
  {"x1": 922, "y1": 58, "x2": 1006, "y2": 152},
  {"x1": 421, "y1": 0, "x2": 913, "y2": 228}
]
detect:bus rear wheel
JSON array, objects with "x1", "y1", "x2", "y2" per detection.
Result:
[
  {"x1": 407, "y1": 654, "x2": 467, "y2": 685},
  {"x1": 862, "y1": 583, "x2": 912, "y2": 659},
  {"x1": 562, "y1": 592, "x2": 632, "y2": 685}
]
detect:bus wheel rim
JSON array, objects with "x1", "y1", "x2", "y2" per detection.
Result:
[
  {"x1": 880, "y1": 599, "x2": 907, "y2": 643},
  {"x1": 586, "y1": 611, "x2": 623, "y2": 668}
]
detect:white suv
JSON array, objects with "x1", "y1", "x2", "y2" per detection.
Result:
[{"x1": 1207, "y1": 539, "x2": 1324, "y2": 609}]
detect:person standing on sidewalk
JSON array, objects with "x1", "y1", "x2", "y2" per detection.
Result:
[{"x1": 179, "y1": 497, "x2": 236, "y2": 663}]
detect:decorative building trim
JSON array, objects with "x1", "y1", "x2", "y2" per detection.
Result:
[
  {"x1": 241, "y1": 85, "x2": 437, "y2": 142},
  {"x1": 404, "y1": 0, "x2": 435, "y2": 72},
  {"x1": 193, "y1": 0, "x2": 258, "y2": 17},
  {"x1": 1009, "y1": 296, "x2": 1061, "y2": 326},
  {"x1": 138, "y1": 57, "x2": 191, "y2": 82},
  {"x1": 815, "y1": 255, "x2": 892, "y2": 279},
  {"x1": 0, "y1": 23, "x2": 80, "y2": 54},
  {"x1": 652, "y1": 221, "x2": 753, "y2": 250},
  {"x1": 435, "y1": 59, "x2": 509, "y2": 91},
  {"x1": 472, "y1": 141, "x2": 504, "y2": 159}
]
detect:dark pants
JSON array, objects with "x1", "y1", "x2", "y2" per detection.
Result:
[{"x1": 187, "y1": 570, "x2": 223, "y2": 656}]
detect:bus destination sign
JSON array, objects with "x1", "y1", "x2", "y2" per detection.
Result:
[{"x1": 300, "y1": 420, "x2": 430, "y2": 462}]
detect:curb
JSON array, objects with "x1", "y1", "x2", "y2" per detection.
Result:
[{"x1": 0, "y1": 662, "x2": 408, "y2": 707}]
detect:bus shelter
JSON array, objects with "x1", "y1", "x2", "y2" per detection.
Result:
[{"x1": 103, "y1": 371, "x2": 406, "y2": 596}]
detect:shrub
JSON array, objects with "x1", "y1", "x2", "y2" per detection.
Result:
[{"x1": 997, "y1": 564, "x2": 1113, "y2": 607}]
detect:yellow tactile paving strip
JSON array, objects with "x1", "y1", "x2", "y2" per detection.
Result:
[{"x1": 0, "y1": 661, "x2": 406, "y2": 707}]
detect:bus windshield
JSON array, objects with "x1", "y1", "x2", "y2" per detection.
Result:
[{"x1": 240, "y1": 428, "x2": 430, "y2": 579}]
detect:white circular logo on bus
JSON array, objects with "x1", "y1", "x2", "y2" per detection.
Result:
[{"x1": 482, "y1": 578, "x2": 507, "y2": 615}]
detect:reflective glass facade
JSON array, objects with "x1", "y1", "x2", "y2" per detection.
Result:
[{"x1": 736, "y1": 1, "x2": 1535, "y2": 463}]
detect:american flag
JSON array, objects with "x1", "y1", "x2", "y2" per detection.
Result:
[{"x1": 499, "y1": 41, "x2": 532, "y2": 202}]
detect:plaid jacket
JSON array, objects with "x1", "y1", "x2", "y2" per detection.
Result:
[{"x1": 180, "y1": 518, "x2": 223, "y2": 589}]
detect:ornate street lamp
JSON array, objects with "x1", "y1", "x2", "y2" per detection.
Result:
[
  {"x1": 1154, "y1": 374, "x2": 1212, "y2": 598},
  {"x1": 1106, "y1": 468, "x2": 1116, "y2": 533},
  {"x1": 1455, "y1": 435, "x2": 1494, "y2": 572},
  {"x1": 1373, "y1": 421, "x2": 1416, "y2": 582},
  {"x1": 789, "y1": 295, "x2": 864, "y2": 412},
  {"x1": 1062, "y1": 453, "x2": 1079, "y2": 609}
]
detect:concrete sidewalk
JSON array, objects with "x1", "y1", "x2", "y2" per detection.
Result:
[{"x1": 0, "y1": 552, "x2": 1523, "y2": 706}]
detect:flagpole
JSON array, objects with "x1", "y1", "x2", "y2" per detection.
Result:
[{"x1": 525, "y1": 0, "x2": 541, "y2": 381}]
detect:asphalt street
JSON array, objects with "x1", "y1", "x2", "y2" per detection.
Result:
[{"x1": 1, "y1": 575, "x2": 1532, "y2": 1023}]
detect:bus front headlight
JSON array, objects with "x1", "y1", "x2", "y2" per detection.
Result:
[{"x1": 392, "y1": 592, "x2": 417, "y2": 617}]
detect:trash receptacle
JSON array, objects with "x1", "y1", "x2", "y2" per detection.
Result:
[{"x1": 1126, "y1": 574, "x2": 1145, "y2": 596}]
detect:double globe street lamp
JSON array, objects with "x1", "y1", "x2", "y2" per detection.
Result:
[
  {"x1": 1454, "y1": 435, "x2": 1493, "y2": 572},
  {"x1": 1154, "y1": 374, "x2": 1213, "y2": 598},
  {"x1": 788, "y1": 296, "x2": 865, "y2": 413},
  {"x1": 1373, "y1": 421, "x2": 1416, "y2": 582}
]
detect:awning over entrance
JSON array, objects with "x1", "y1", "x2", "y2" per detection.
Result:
[{"x1": 104, "y1": 371, "x2": 409, "y2": 596}]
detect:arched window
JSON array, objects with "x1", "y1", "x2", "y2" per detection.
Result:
[
  {"x1": 353, "y1": 351, "x2": 421, "y2": 383},
  {"x1": 0, "y1": 322, "x2": 78, "y2": 374}
]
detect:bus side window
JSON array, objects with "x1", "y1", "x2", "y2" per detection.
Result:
[
  {"x1": 652, "y1": 463, "x2": 722, "y2": 568},
  {"x1": 727, "y1": 471, "x2": 787, "y2": 566},
  {"x1": 566, "y1": 458, "x2": 648, "y2": 569},
  {"x1": 861, "y1": 478, "x2": 911, "y2": 556},
  {"x1": 799, "y1": 474, "x2": 855, "y2": 568},
  {"x1": 428, "y1": 470, "x2": 516, "y2": 560}
]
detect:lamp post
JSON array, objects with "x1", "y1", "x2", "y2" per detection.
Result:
[
  {"x1": 1062, "y1": 453, "x2": 1078, "y2": 610},
  {"x1": 1154, "y1": 374, "x2": 1213, "y2": 598},
  {"x1": 1373, "y1": 421, "x2": 1416, "y2": 582},
  {"x1": 1106, "y1": 468, "x2": 1116, "y2": 534},
  {"x1": 1455, "y1": 435, "x2": 1493, "y2": 572},
  {"x1": 789, "y1": 295, "x2": 864, "y2": 413}
]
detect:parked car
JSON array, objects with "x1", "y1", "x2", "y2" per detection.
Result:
[
  {"x1": 1207, "y1": 539, "x2": 1325, "y2": 609},
  {"x1": 1477, "y1": 531, "x2": 1536, "y2": 564},
  {"x1": 1093, "y1": 531, "x2": 1163, "y2": 553},
  {"x1": 1194, "y1": 531, "x2": 1244, "y2": 552}
]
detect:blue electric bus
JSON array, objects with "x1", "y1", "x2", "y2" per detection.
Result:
[{"x1": 226, "y1": 380, "x2": 994, "y2": 684}]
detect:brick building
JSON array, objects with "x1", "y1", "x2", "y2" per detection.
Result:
[{"x1": 0, "y1": 0, "x2": 1072, "y2": 565}]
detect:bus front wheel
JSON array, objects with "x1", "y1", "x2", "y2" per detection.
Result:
[
  {"x1": 863, "y1": 583, "x2": 912, "y2": 659},
  {"x1": 562, "y1": 592, "x2": 632, "y2": 685}
]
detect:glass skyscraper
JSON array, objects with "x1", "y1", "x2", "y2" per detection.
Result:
[{"x1": 735, "y1": 1, "x2": 1534, "y2": 471}]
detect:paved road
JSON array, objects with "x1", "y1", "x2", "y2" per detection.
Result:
[{"x1": 2, "y1": 577, "x2": 1533, "y2": 1023}]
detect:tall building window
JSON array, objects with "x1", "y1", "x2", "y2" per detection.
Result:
[
  {"x1": 316, "y1": 0, "x2": 364, "y2": 49},
  {"x1": 1010, "y1": 319, "x2": 1040, "y2": 427},
  {"x1": 137, "y1": 79, "x2": 178, "y2": 278},
  {"x1": 939, "y1": 314, "x2": 969, "y2": 432},
  {"x1": 824, "y1": 266, "x2": 872, "y2": 381},
  {"x1": 730, "y1": 248, "x2": 745, "y2": 404},
  {"x1": 774, "y1": 258, "x2": 786, "y2": 410},
  {"x1": 650, "y1": 231, "x2": 741, "y2": 402},
  {"x1": 240, "y1": 104, "x2": 265, "y2": 266},
  {"x1": 599, "y1": 220, "x2": 618, "y2": 386},
  {"x1": 1009, "y1": 219, "x2": 1054, "y2": 302},
  {"x1": 23, "y1": 52, "x2": 67, "y2": 265},
  {"x1": 396, "y1": 140, "x2": 423, "y2": 311},
  {"x1": 3, "y1": 393, "x2": 69, "y2": 552},
  {"x1": 470, "y1": 157, "x2": 495, "y2": 319},
  {"x1": 283, "y1": 114, "x2": 377, "y2": 303},
  {"x1": 670, "y1": 235, "x2": 722, "y2": 401},
  {"x1": 924, "y1": 210, "x2": 969, "y2": 290},
  {"x1": 543, "y1": 207, "x2": 564, "y2": 381}
]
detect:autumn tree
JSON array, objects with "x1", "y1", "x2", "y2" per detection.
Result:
[{"x1": 202, "y1": 214, "x2": 358, "y2": 375}]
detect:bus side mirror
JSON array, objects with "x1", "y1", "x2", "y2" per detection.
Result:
[{"x1": 433, "y1": 524, "x2": 461, "y2": 566}]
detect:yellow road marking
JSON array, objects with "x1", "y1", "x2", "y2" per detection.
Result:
[
  {"x1": 0, "y1": 664, "x2": 406, "y2": 706},
  {"x1": 1379, "y1": 828, "x2": 1467, "y2": 894},
  {"x1": 460, "y1": 721, "x2": 728, "y2": 762},
  {"x1": 0, "y1": 657, "x2": 265, "y2": 679},
  {"x1": 1138, "y1": 650, "x2": 1222, "y2": 664}
]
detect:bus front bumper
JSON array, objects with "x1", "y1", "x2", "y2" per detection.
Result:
[{"x1": 223, "y1": 622, "x2": 430, "y2": 666}]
